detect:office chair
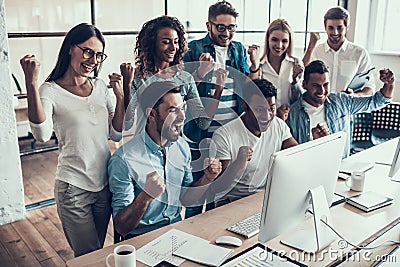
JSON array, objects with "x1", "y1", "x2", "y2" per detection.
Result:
[
  {"x1": 351, "y1": 112, "x2": 374, "y2": 154},
  {"x1": 372, "y1": 103, "x2": 400, "y2": 145}
]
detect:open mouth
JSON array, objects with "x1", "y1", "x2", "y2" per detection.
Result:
[
  {"x1": 82, "y1": 63, "x2": 95, "y2": 72},
  {"x1": 166, "y1": 52, "x2": 175, "y2": 59},
  {"x1": 174, "y1": 123, "x2": 183, "y2": 133}
]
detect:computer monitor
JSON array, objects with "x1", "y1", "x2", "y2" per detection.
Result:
[
  {"x1": 258, "y1": 132, "x2": 346, "y2": 253},
  {"x1": 388, "y1": 138, "x2": 400, "y2": 178}
]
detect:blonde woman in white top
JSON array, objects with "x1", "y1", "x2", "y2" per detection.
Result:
[
  {"x1": 257, "y1": 19, "x2": 304, "y2": 121},
  {"x1": 20, "y1": 23, "x2": 125, "y2": 257}
]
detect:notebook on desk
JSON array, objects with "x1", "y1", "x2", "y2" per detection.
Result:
[
  {"x1": 345, "y1": 191, "x2": 394, "y2": 212},
  {"x1": 339, "y1": 160, "x2": 375, "y2": 175}
]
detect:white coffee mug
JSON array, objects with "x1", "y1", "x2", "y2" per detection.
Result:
[
  {"x1": 346, "y1": 171, "x2": 366, "y2": 192},
  {"x1": 106, "y1": 244, "x2": 136, "y2": 267}
]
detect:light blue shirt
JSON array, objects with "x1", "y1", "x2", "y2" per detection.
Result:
[
  {"x1": 108, "y1": 131, "x2": 193, "y2": 236},
  {"x1": 287, "y1": 90, "x2": 391, "y2": 158}
]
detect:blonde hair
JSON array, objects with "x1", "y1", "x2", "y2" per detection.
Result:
[{"x1": 260, "y1": 19, "x2": 294, "y2": 63}]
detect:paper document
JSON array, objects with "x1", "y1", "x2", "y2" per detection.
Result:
[
  {"x1": 136, "y1": 228, "x2": 209, "y2": 266},
  {"x1": 173, "y1": 239, "x2": 234, "y2": 266}
]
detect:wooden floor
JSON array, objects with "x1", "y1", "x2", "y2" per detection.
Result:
[{"x1": 0, "y1": 140, "x2": 116, "y2": 267}]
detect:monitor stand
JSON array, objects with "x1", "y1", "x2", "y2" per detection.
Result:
[{"x1": 280, "y1": 186, "x2": 336, "y2": 253}]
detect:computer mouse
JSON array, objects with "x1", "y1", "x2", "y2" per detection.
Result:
[{"x1": 215, "y1": 235, "x2": 242, "y2": 247}]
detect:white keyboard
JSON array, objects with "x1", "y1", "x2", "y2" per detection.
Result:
[{"x1": 226, "y1": 212, "x2": 261, "y2": 238}]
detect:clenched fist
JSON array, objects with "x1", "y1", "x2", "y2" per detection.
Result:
[{"x1": 144, "y1": 171, "x2": 165, "y2": 199}]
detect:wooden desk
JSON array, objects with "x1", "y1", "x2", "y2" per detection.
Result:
[{"x1": 67, "y1": 139, "x2": 400, "y2": 267}]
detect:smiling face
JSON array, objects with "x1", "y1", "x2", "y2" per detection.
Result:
[
  {"x1": 244, "y1": 94, "x2": 276, "y2": 136},
  {"x1": 303, "y1": 72, "x2": 330, "y2": 107},
  {"x1": 154, "y1": 27, "x2": 179, "y2": 67},
  {"x1": 207, "y1": 14, "x2": 236, "y2": 47},
  {"x1": 69, "y1": 36, "x2": 104, "y2": 77},
  {"x1": 155, "y1": 92, "x2": 185, "y2": 143},
  {"x1": 325, "y1": 19, "x2": 348, "y2": 50},
  {"x1": 268, "y1": 30, "x2": 290, "y2": 58}
]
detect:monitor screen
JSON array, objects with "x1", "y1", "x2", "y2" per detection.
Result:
[
  {"x1": 258, "y1": 132, "x2": 346, "y2": 244},
  {"x1": 388, "y1": 138, "x2": 400, "y2": 178}
]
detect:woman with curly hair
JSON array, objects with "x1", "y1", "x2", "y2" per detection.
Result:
[{"x1": 121, "y1": 15, "x2": 227, "y2": 135}]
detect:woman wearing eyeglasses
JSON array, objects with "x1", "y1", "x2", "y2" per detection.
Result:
[
  {"x1": 120, "y1": 15, "x2": 227, "y2": 136},
  {"x1": 20, "y1": 23, "x2": 124, "y2": 257},
  {"x1": 257, "y1": 19, "x2": 304, "y2": 121}
]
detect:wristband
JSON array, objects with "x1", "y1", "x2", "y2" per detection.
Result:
[{"x1": 250, "y1": 66, "x2": 260, "y2": 73}]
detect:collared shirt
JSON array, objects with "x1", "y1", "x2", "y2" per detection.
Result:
[
  {"x1": 108, "y1": 132, "x2": 193, "y2": 236},
  {"x1": 287, "y1": 91, "x2": 391, "y2": 158},
  {"x1": 260, "y1": 55, "x2": 303, "y2": 107},
  {"x1": 311, "y1": 39, "x2": 375, "y2": 93},
  {"x1": 124, "y1": 71, "x2": 212, "y2": 134},
  {"x1": 183, "y1": 34, "x2": 250, "y2": 143}
]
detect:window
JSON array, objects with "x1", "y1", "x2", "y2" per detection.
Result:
[
  {"x1": 6, "y1": 0, "x2": 344, "y2": 89},
  {"x1": 368, "y1": 0, "x2": 400, "y2": 54}
]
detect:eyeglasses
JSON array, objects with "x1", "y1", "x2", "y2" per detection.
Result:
[
  {"x1": 75, "y1": 45, "x2": 108, "y2": 63},
  {"x1": 209, "y1": 21, "x2": 237, "y2": 32}
]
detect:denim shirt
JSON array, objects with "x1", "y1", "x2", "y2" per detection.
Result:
[
  {"x1": 287, "y1": 90, "x2": 391, "y2": 158},
  {"x1": 183, "y1": 34, "x2": 250, "y2": 143},
  {"x1": 108, "y1": 131, "x2": 193, "y2": 236},
  {"x1": 125, "y1": 71, "x2": 211, "y2": 134}
]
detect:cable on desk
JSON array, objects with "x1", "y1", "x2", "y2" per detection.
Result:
[{"x1": 320, "y1": 218, "x2": 400, "y2": 250}]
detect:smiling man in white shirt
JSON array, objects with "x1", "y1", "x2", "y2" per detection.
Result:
[{"x1": 302, "y1": 6, "x2": 375, "y2": 96}]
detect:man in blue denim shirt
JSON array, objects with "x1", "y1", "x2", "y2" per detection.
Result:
[
  {"x1": 287, "y1": 60, "x2": 395, "y2": 158},
  {"x1": 108, "y1": 82, "x2": 221, "y2": 238},
  {"x1": 183, "y1": 0, "x2": 259, "y2": 217}
]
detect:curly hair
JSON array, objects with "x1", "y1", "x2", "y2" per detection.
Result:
[{"x1": 135, "y1": 16, "x2": 187, "y2": 79}]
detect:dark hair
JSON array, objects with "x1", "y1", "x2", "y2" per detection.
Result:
[
  {"x1": 135, "y1": 16, "x2": 187, "y2": 79},
  {"x1": 139, "y1": 81, "x2": 182, "y2": 112},
  {"x1": 304, "y1": 60, "x2": 330, "y2": 83},
  {"x1": 242, "y1": 78, "x2": 277, "y2": 104},
  {"x1": 324, "y1": 6, "x2": 350, "y2": 27},
  {"x1": 260, "y1": 18, "x2": 294, "y2": 63},
  {"x1": 46, "y1": 23, "x2": 105, "y2": 82},
  {"x1": 208, "y1": 0, "x2": 239, "y2": 21}
]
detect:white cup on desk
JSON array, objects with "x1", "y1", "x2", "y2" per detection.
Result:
[
  {"x1": 346, "y1": 171, "x2": 366, "y2": 192},
  {"x1": 106, "y1": 244, "x2": 136, "y2": 267}
]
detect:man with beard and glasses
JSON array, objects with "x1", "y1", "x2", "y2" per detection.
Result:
[
  {"x1": 183, "y1": 0, "x2": 260, "y2": 217},
  {"x1": 287, "y1": 60, "x2": 395, "y2": 158},
  {"x1": 302, "y1": 6, "x2": 375, "y2": 96},
  {"x1": 108, "y1": 81, "x2": 221, "y2": 239},
  {"x1": 209, "y1": 79, "x2": 298, "y2": 207}
]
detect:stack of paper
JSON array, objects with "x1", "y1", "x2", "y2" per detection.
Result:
[{"x1": 345, "y1": 191, "x2": 394, "y2": 212}]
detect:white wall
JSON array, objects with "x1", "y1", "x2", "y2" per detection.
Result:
[
  {"x1": 349, "y1": 0, "x2": 400, "y2": 101},
  {"x1": 0, "y1": 0, "x2": 26, "y2": 225}
]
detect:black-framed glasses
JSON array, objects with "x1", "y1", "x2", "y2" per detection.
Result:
[
  {"x1": 209, "y1": 21, "x2": 237, "y2": 32},
  {"x1": 75, "y1": 45, "x2": 108, "y2": 63}
]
